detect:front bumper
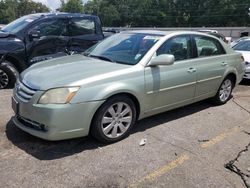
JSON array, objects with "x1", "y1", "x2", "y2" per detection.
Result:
[{"x1": 12, "y1": 87, "x2": 104, "y2": 141}]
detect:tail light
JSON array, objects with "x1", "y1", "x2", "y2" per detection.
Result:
[{"x1": 241, "y1": 55, "x2": 245, "y2": 62}]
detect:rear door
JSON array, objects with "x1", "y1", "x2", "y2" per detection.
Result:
[
  {"x1": 192, "y1": 35, "x2": 228, "y2": 101},
  {"x1": 68, "y1": 17, "x2": 104, "y2": 53}
]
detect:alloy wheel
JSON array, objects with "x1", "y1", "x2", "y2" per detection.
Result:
[
  {"x1": 219, "y1": 79, "x2": 232, "y2": 102},
  {"x1": 101, "y1": 102, "x2": 133, "y2": 138}
]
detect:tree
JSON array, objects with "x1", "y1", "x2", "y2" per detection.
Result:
[
  {"x1": 0, "y1": 0, "x2": 17, "y2": 24},
  {"x1": 17, "y1": 0, "x2": 49, "y2": 17},
  {"x1": 0, "y1": 0, "x2": 49, "y2": 24},
  {"x1": 1, "y1": 0, "x2": 250, "y2": 26},
  {"x1": 60, "y1": 0, "x2": 84, "y2": 13}
]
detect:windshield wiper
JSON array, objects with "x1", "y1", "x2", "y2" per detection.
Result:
[{"x1": 88, "y1": 54, "x2": 116, "y2": 63}]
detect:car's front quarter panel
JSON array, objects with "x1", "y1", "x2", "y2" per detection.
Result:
[{"x1": 70, "y1": 65, "x2": 146, "y2": 117}]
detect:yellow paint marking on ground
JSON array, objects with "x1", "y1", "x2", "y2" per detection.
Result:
[
  {"x1": 130, "y1": 154, "x2": 189, "y2": 188},
  {"x1": 129, "y1": 119, "x2": 250, "y2": 187},
  {"x1": 201, "y1": 118, "x2": 250, "y2": 148},
  {"x1": 200, "y1": 126, "x2": 239, "y2": 148}
]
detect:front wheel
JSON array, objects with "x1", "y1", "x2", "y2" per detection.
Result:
[
  {"x1": 91, "y1": 95, "x2": 137, "y2": 143},
  {"x1": 212, "y1": 77, "x2": 234, "y2": 105},
  {"x1": 0, "y1": 61, "x2": 18, "y2": 89}
]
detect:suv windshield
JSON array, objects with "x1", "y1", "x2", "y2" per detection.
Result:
[
  {"x1": 233, "y1": 40, "x2": 250, "y2": 51},
  {"x1": 87, "y1": 33, "x2": 162, "y2": 65},
  {"x1": 1, "y1": 15, "x2": 39, "y2": 33}
]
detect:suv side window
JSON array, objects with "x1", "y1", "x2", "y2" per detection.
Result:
[
  {"x1": 194, "y1": 36, "x2": 225, "y2": 57},
  {"x1": 30, "y1": 19, "x2": 67, "y2": 36},
  {"x1": 156, "y1": 35, "x2": 191, "y2": 61},
  {"x1": 69, "y1": 18, "x2": 95, "y2": 36}
]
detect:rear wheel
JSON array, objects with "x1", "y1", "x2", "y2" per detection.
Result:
[
  {"x1": 212, "y1": 76, "x2": 234, "y2": 105},
  {"x1": 0, "y1": 61, "x2": 17, "y2": 89},
  {"x1": 91, "y1": 95, "x2": 137, "y2": 143}
]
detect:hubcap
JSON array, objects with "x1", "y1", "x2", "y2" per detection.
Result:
[
  {"x1": 0, "y1": 69, "x2": 9, "y2": 89},
  {"x1": 101, "y1": 102, "x2": 133, "y2": 139},
  {"x1": 219, "y1": 79, "x2": 232, "y2": 102}
]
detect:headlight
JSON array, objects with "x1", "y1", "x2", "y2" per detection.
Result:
[{"x1": 38, "y1": 87, "x2": 80, "y2": 104}]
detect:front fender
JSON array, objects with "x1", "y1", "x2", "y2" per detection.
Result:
[{"x1": 71, "y1": 82, "x2": 145, "y2": 113}]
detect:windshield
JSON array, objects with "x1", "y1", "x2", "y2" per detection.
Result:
[
  {"x1": 87, "y1": 33, "x2": 162, "y2": 65},
  {"x1": 1, "y1": 15, "x2": 38, "y2": 33},
  {"x1": 233, "y1": 40, "x2": 250, "y2": 51}
]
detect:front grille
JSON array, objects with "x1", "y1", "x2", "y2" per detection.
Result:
[
  {"x1": 16, "y1": 81, "x2": 36, "y2": 102},
  {"x1": 17, "y1": 115, "x2": 47, "y2": 132}
]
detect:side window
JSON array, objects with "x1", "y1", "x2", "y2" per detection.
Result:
[
  {"x1": 156, "y1": 35, "x2": 191, "y2": 61},
  {"x1": 30, "y1": 19, "x2": 67, "y2": 37},
  {"x1": 194, "y1": 36, "x2": 225, "y2": 57},
  {"x1": 69, "y1": 18, "x2": 95, "y2": 36}
]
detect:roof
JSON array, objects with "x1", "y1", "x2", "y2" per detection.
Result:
[
  {"x1": 123, "y1": 30, "x2": 174, "y2": 36},
  {"x1": 28, "y1": 12, "x2": 98, "y2": 19},
  {"x1": 121, "y1": 30, "x2": 218, "y2": 37}
]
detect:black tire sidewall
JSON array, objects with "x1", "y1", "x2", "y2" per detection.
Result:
[
  {"x1": 0, "y1": 61, "x2": 17, "y2": 89},
  {"x1": 91, "y1": 95, "x2": 137, "y2": 143}
]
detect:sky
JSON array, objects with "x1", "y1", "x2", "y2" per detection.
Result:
[{"x1": 33, "y1": 0, "x2": 88, "y2": 10}]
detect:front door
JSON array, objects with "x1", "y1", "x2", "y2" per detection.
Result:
[
  {"x1": 145, "y1": 35, "x2": 197, "y2": 114},
  {"x1": 26, "y1": 18, "x2": 69, "y2": 64}
]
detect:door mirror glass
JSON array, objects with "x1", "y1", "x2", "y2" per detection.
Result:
[{"x1": 148, "y1": 54, "x2": 175, "y2": 66}]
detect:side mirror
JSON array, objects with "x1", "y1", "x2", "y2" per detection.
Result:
[
  {"x1": 148, "y1": 54, "x2": 175, "y2": 66},
  {"x1": 29, "y1": 30, "x2": 41, "y2": 40}
]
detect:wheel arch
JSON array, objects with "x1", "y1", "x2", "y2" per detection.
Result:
[
  {"x1": 105, "y1": 92, "x2": 141, "y2": 120},
  {"x1": 94, "y1": 91, "x2": 141, "y2": 120},
  {"x1": 89, "y1": 91, "x2": 141, "y2": 141},
  {"x1": 226, "y1": 72, "x2": 236, "y2": 85},
  {"x1": 4, "y1": 55, "x2": 27, "y2": 72},
  {"x1": 224, "y1": 72, "x2": 237, "y2": 87}
]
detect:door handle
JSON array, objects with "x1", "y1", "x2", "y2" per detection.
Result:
[
  {"x1": 221, "y1": 62, "x2": 228, "y2": 66},
  {"x1": 187, "y1": 67, "x2": 196, "y2": 73}
]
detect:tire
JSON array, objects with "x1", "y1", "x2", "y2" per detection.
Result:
[
  {"x1": 0, "y1": 61, "x2": 17, "y2": 89},
  {"x1": 212, "y1": 76, "x2": 235, "y2": 105},
  {"x1": 91, "y1": 95, "x2": 137, "y2": 143}
]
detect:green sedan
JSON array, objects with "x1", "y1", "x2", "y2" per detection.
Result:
[{"x1": 12, "y1": 31, "x2": 245, "y2": 143}]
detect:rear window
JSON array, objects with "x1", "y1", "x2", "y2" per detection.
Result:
[
  {"x1": 194, "y1": 36, "x2": 225, "y2": 57},
  {"x1": 69, "y1": 17, "x2": 95, "y2": 36}
]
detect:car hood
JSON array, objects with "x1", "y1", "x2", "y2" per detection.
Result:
[{"x1": 21, "y1": 54, "x2": 132, "y2": 90}]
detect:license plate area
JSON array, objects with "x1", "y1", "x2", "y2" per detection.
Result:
[{"x1": 12, "y1": 97, "x2": 19, "y2": 115}]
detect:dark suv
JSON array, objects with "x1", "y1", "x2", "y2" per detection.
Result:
[{"x1": 0, "y1": 13, "x2": 104, "y2": 89}]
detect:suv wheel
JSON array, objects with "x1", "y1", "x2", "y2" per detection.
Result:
[
  {"x1": 0, "y1": 61, "x2": 17, "y2": 89},
  {"x1": 91, "y1": 95, "x2": 137, "y2": 143}
]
